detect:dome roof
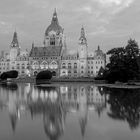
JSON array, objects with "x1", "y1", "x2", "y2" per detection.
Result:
[{"x1": 45, "y1": 10, "x2": 63, "y2": 36}]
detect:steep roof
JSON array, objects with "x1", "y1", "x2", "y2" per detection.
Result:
[
  {"x1": 11, "y1": 31, "x2": 19, "y2": 48},
  {"x1": 29, "y1": 46, "x2": 62, "y2": 57},
  {"x1": 45, "y1": 9, "x2": 63, "y2": 36}
]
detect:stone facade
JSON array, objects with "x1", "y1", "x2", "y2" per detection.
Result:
[
  {"x1": 0, "y1": 32, "x2": 29, "y2": 76},
  {"x1": 0, "y1": 10, "x2": 106, "y2": 78}
]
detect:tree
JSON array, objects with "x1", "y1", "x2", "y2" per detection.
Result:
[
  {"x1": 0, "y1": 70, "x2": 18, "y2": 81},
  {"x1": 124, "y1": 39, "x2": 139, "y2": 79},
  {"x1": 36, "y1": 70, "x2": 52, "y2": 80},
  {"x1": 104, "y1": 39, "x2": 140, "y2": 83}
]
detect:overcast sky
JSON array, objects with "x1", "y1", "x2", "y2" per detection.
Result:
[{"x1": 0, "y1": 0, "x2": 140, "y2": 53}]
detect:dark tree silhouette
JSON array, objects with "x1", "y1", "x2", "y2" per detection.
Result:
[
  {"x1": 0, "y1": 70, "x2": 18, "y2": 80},
  {"x1": 104, "y1": 39, "x2": 139, "y2": 83},
  {"x1": 36, "y1": 70, "x2": 52, "y2": 80},
  {"x1": 105, "y1": 87, "x2": 140, "y2": 130}
]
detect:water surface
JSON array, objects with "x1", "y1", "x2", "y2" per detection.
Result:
[{"x1": 0, "y1": 83, "x2": 140, "y2": 140}]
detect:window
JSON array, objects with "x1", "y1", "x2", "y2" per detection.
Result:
[
  {"x1": 50, "y1": 37, "x2": 55, "y2": 45},
  {"x1": 74, "y1": 63, "x2": 77, "y2": 69},
  {"x1": 74, "y1": 70, "x2": 77, "y2": 73},
  {"x1": 62, "y1": 63, "x2": 66, "y2": 68},
  {"x1": 68, "y1": 63, "x2": 71, "y2": 69}
]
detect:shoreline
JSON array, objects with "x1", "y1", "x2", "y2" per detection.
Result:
[
  {"x1": 10, "y1": 77, "x2": 106, "y2": 84},
  {"x1": 1, "y1": 78, "x2": 140, "y2": 89}
]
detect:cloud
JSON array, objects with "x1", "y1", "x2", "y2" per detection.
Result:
[
  {"x1": 88, "y1": 26, "x2": 106, "y2": 35},
  {"x1": 0, "y1": 21, "x2": 13, "y2": 34},
  {"x1": 93, "y1": 0, "x2": 135, "y2": 14},
  {"x1": 0, "y1": 0, "x2": 138, "y2": 52}
]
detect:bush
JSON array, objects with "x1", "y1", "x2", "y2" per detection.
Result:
[
  {"x1": 0, "y1": 72, "x2": 8, "y2": 80},
  {"x1": 36, "y1": 70, "x2": 52, "y2": 80},
  {"x1": 0, "y1": 70, "x2": 18, "y2": 80},
  {"x1": 6, "y1": 70, "x2": 18, "y2": 78}
]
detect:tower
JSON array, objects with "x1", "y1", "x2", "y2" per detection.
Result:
[
  {"x1": 10, "y1": 31, "x2": 20, "y2": 61},
  {"x1": 78, "y1": 26, "x2": 88, "y2": 77},
  {"x1": 44, "y1": 9, "x2": 65, "y2": 49}
]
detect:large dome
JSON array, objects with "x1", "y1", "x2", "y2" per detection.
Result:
[{"x1": 45, "y1": 10, "x2": 63, "y2": 36}]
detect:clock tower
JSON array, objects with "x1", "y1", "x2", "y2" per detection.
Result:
[
  {"x1": 44, "y1": 9, "x2": 65, "y2": 48},
  {"x1": 78, "y1": 27, "x2": 88, "y2": 77}
]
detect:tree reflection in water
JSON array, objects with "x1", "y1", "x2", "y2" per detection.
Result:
[
  {"x1": 2, "y1": 83, "x2": 140, "y2": 139},
  {"x1": 105, "y1": 87, "x2": 140, "y2": 130}
]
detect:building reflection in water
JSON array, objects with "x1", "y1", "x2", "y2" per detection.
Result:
[{"x1": 0, "y1": 83, "x2": 107, "y2": 139}]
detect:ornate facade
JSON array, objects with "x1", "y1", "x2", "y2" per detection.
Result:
[
  {"x1": 0, "y1": 32, "x2": 29, "y2": 76},
  {"x1": 29, "y1": 10, "x2": 106, "y2": 78},
  {"x1": 0, "y1": 10, "x2": 106, "y2": 78}
]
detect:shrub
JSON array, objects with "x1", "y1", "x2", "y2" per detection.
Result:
[{"x1": 36, "y1": 70, "x2": 52, "y2": 80}]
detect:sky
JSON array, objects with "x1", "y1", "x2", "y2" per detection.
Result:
[{"x1": 0, "y1": 0, "x2": 140, "y2": 53}]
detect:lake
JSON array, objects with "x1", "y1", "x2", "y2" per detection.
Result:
[{"x1": 0, "y1": 83, "x2": 140, "y2": 140}]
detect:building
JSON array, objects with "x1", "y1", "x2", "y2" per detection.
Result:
[
  {"x1": 0, "y1": 10, "x2": 106, "y2": 78},
  {"x1": 0, "y1": 31, "x2": 29, "y2": 76}
]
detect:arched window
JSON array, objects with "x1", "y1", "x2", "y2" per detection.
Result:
[
  {"x1": 52, "y1": 71, "x2": 56, "y2": 76},
  {"x1": 68, "y1": 63, "x2": 71, "y2": 69},
  {"x1": 40, "y1": 61, "x2": 48, "y2": 69},
  {"x1": 62, "y1": 63, "x2": 66, "y2": 68},
  {"x1": 74, "y1": 63, "x2": 77, "y2": 69},
  {"x1": 32, "y1": 61, "x2": 39, "y2": 70},
  {"x1": 49, "y1": 61, "x2": 58, "y2": 69},
  {"x1": 50, "y1": 37, "x2": 55, "y2": 45}
]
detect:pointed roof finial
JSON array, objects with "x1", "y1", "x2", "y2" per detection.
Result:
[
  {"x1": 81, "y1": 26, "x2": 85, "y2": 38},
  {"x1": 54, "y1": 8, "x2": 56, "y2": 14},
  {"x1": 79, "y1": 26, "x2": 87, "y2": 43},
  {"x1": 53, "y1": 8, "x2": 57, "y2": 18},
  {"x1": 32, "y1": 41, "x2": 34, "y2": 48},
  {"x1": 11, "y1": 31, "x2": 19, "y2": 48},
  {"x1": 98, "y1": 45, "x2": 100, "y2": 50}
]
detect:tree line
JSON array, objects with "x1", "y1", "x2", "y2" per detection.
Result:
[{"x1": 97, "y1": 39, "x2": 140, "y2": 83}]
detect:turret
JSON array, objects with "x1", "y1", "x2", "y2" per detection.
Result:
[
  {"x1": 79, "y1": 26, "x2": 87, "y2": 45},
  {"x1": 11, "y1": 31, "x2": 19, "y2": 48},
  {"x1": 79, "y1": 26, "x2": 88, "y2": 59},
  {"x1": 78, "y1": 26, "x2": 88, "y2": 77},
  {"x1": 10, "y1": 31, "x2": 20, "y2": 61}
]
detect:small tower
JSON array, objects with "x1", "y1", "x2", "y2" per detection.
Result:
[
  {"x1": 10, "y1": 31, "x2": 20, "y2": 61},
  {"x1": 78, "y1": 26, "x2": 88, "y2": 77},
  {"x1": 11, "y1": 31, "x2": 19, "y2": 48}
]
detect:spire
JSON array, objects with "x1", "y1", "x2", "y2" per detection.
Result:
[
  {"x1": 98, "y1": 45, "x2": 100, "y2": 50},
  {"x1": 45, "y1": 9, "x2": 63, "y2": 36},
  {"x1": 11, "y1": 31, "x2": 19, "y2": 48},
  {"x1": 79, "y1": 26, "x2": 87, "y2": 44},
  {"x1": 32, "y1": 41, "x2": 34, "y2": 48},
  {"x1": 51, "y1": 8, "x2": 58, "y2": 23},
  {"x1": 81, "y1": 26, "x2": 85, "y2": 38}
]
